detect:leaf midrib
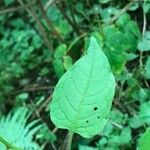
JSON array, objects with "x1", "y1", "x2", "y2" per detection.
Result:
[{"x1": 72, "y1": 52, "x2": 95, "y2": 131}]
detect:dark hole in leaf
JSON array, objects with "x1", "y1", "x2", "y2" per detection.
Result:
[
  {"x1": 97, "y1": 116, "x2": 100, "y2": 119},
  {"x1": 94, "y1": 107, "x2": 98, "y2": 111},
  {"x1": 86, "y1": 120, "x2": 89, "y2": 123}
]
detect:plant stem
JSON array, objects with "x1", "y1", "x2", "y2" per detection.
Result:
[
  {"x1": 55, "y1": 0, "x2": 80, "y2": 36},
  {"x1": 66, "y1": 132, "x2": 74, "y2": 150},
  {"x1": 108, "y1": 0, "x2": 136, "y2": 24},
  {"x1": 0, "y1": 136, "x2": 23, "y2": 150},
  {"x1": 17, "y1": 0, "x2": 53, "y2": 50},
  {"x1": 66, "y1": 33, "x2": 86, "y2": 53}
]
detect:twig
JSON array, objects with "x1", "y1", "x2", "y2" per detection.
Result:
[
  {"x1": 110, "y1": 120, "x2": 123, "y2": 129},
  {"x1": 142, "y1": 10, "x2": 147, "y2": 36},
  {"x1": 37, "y1": 0, "x2": 64, "y2": 41},
  {"x1": 0, "y1": 136, "x2": 23, "y2": 150},
  {"x1": 0, "y1": 1, "x2": 35, "y2": 15},
  {"x1": 55, "y1": 0, "x2": 80, "y2": 36},
  {"x1": 52, "y1": 127, "x2": 58, "y2": 134},
  {"x1": 108, "y1": 0, "x2": 137, "y2": 24},
  {"x1": 36, "y1": 95, "x2": 52, "y2": 114},
  {"x1": 139, "y1": 3, "x2": 146, "y2": 68},
  {"x1": 30, "y1": 95, "x2": 51, "y2": 122},
  {"x1": 9, "y1": 85, "x2": 54, "y2": 95},
  {"x1": 66, "y1": 1, "x2": 80, "y2": 34},
  {"x1": 139, "y1": 0, "x2": 149, "y2": 89},
  {"x1": 66, "y1": 132, "x2": 74, "y2": 150},
  {"x1": 17, "y1": 0, "x2": 53, "y2": 50},
  {"x1": 66, "y1": 33, "x2": 86, "y2": 53},
  {"x1": 51, "y1": 142, "x2": 57, "y2": 150},
  {"x1": 44, "y1": 0, "x2": 55, "y2": 11},
  {"x1": 58, "y1": 133, "x2": 68, "y2": 150}
]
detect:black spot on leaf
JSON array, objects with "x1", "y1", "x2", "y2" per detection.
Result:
[{"x1": 94, "y1": 107, "x2": 98, "y2": 111}]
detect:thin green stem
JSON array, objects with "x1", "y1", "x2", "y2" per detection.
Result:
[
  {"x1": 66, "y1": 132, "x2": 74, "y2": 150},
  {"x1": 66, "y1": 33, "x2": 86, "y2": 54},
  {"x1": 0, "y1": 136, "x2": 23, "y2": 150}
]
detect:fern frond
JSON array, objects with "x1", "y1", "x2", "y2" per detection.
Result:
[{"x1": 0, "y1": 107, "x2": 42, "y2": 150}]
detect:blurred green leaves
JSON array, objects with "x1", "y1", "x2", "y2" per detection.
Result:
[{"x1": 92, "y1": 13, "x2": 141, "y2": 74}]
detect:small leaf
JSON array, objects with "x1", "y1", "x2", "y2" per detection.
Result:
[
  {"x1": 16, "y1": 93, "x2": 29, "y2": 101},
  {"x1": 36, "y1": 125, "x2": 57, "y2": 142},
  {"x1": 53, "y1": 59, "x2": 65, "y2": 78},
  {"x1": 139, "y1": 102, "x2": 150, "y2": 124},
  {"x1": 50, "y1": 37, "x2": 115, "y2": 138},
  {"x1": 144, "y1": 56, "x2": 150, "y2": 79},
  {"x1": 39, "y1": 67, "x2": 49, "y2": 76},
  {"x1": 138, "y1": 128, "x2": 150, "y2": 150},
  {"x1": 4, "y1": 0, "x2": 14, "y2": 5},
  {"x1": 116, "y1": 13, "x2": 131, "y2": 29},
  {"x1": 119, "y1": 127, "x2": 131, "y2": 145},
  {"x1": 143, "y1": 1, "x2": 150, "y2": 14},
  {"x1": 63, "y1": 55, "x2": 73, "y2": 70},
  {"x1": 99, "y1": 0, "x2": 111, "y2": 4},
  {"x1": 79, "y1": 145, "x2": 98, "y2": 150},
  {"x1": 53, "y1": 44, "x2": 67, "y2": 78},
  {"x1": 126, "y1": 53, "x2": 138, "y2": 61},
  {"x1": 138, "y1": 31, "x2": 150, "y2": 51},
  {"x1": 129, "y1": 2, "x2": 139, "y2": 11},
  {"x1": 54, "y1": 44, "x2": 67, "y2": 58},
  {"x1": 125, "y1": 21, "x2": 141, "y2": 39}
]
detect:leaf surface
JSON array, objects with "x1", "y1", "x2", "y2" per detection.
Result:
[
  {"x1": 138, "y1": 128, "x2": 150, "y2": 150},
  {"x1": 50, "y1": 37, "x2": 115, "y2": 138}
]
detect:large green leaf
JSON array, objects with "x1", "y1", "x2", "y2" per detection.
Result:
[
  {"x1": 50, "y1": 37, "x2": 115, "y2": 138},
  {"x1": 138, "y1": 128, "x2": 150, "y2": 150}
]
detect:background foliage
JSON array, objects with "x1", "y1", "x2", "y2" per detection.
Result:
[{"x1": 0, "y1": 0, "x2": 150, "y2": 149}]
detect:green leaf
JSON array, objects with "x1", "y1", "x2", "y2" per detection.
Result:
[
  {"x1": 124, "y1": 28, "x2": 139, "y2": 52},
  {"x1": 50, "y1": 37, "x2": 115, "y2": 138},
  {"x1": 16, "y1": 93, "x2": 29, "y2": 102},
  {"x1": 129, "y1": 2, "x2": 139, "y2": 11},
  {"x1": 53, "y1": 44, "x2": 68, "y2": 78},
  {"x1": 103, "y1": 25, "x2": 130, "y2": 73},
  {"x1": 53, "y1": 59, "x2": 65, "y2": 78},
  {"x1": 63, "y1": 55, "x2": 73, "y2": 70},
  {"x1": 119, "y1": 127, "x2": 131, "y2": 145},
  {"x1": 103, "y1": 47, "x2": 126, "y2": 74},
  {"x1": 4, "y1": 0, "x2": 14, "y2": 5},
  {"x1": 92, "y1": 32, "x2": 104, "y2": 48},
  {"x1": 99, "y1": 0, "x2": 111, "y2": 4},
  {"x1": 144, "y1": 56, "x2": 150, "y2": 79},
  {"x1": 125, "y1": 21, "x2": 141, "y2": 39},
  {"x1": 0, "y1": 107, "x2": 41, "y2": 150},
  {"x1": 36, "y1": 125, "x2": 57, "y2": 142},
  {"x1": 39, "y1": 67, "x2": 49, "y2": 76},
  {"x1": 139, "y1": 102, "x2": 150, "y2": 124},
  {"x1": 54, "y1": 44, "x2": 67, "y2": 58},
  {"x1": 129, "y1": 115, "x2": 142, "y2": 128},
  {"x1": 116, "y1": 13, "x2": 131, "y2": 29},
  {"x1": 138, "y1": 31, "x2": 150, "y2": 51},
  {"x1": 138, "y1": 128, "x2": 150, "y2": 150},
  {"x1": 79, "y1": 145, "x2": 98, "y2": 150},
  {"x1": 143, "y1": 1, "x2": 150, "y2": 14},
  {"x1": 126, "y1": 53, "x2": 138, "y2": 61}
]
